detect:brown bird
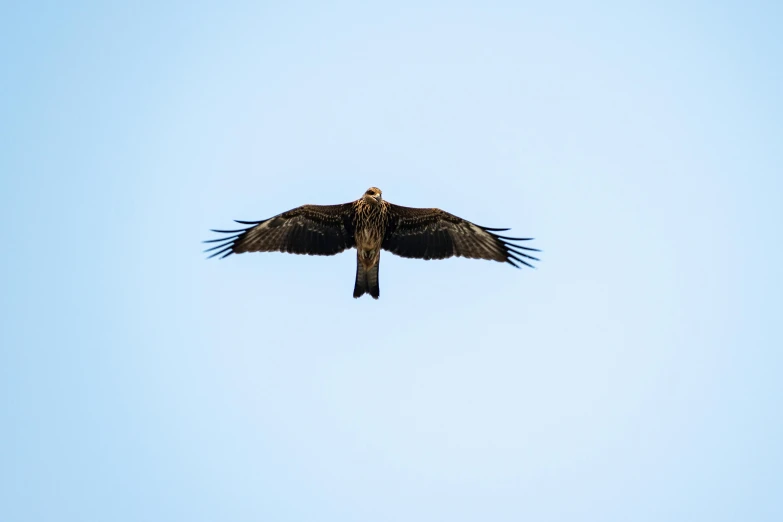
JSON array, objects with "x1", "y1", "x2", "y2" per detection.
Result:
[{"x1": 205, "y1": 187, "x2": 539, "y2": 299}]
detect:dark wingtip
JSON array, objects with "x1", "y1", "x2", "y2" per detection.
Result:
[
  {"x1": 496, "y1": 235, "x2": 535, "y2": 241},
  {"x1": 205, "y1": 221, "x2": 255, "y2": 257},
  {"x1": 506, "y1": 247, "x2": 540, "y2": 262},
  {"x1": 507, "y1": 252, "x2": 536, "y2": 269},
  {"x1": 211, "y1": 228, "x2": 247, "y2": 233},
  {"x1": 203, "y1": 235, "x2": 240, "y2": 243},
  {"x1": 206, "y1": 244, "x2": 234, "y2": 259},
  {"x1": 204, "y1": 242, "x2": 233, "y2": 253}
]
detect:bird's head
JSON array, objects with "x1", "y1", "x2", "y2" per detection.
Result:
[{"x1": 363, "y1": 187, "x2": 383, "y2": 205}]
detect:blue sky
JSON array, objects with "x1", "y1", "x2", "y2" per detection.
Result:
[{"x1": 2, "y1": 2, "x2": 781, "y2": 521}]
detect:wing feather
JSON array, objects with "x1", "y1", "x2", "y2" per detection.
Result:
[
  {"x1": 205, "y1": 203, "x2": 356, "y2": 258},
  {"x1": 382, "y1": 204, "x2": 539, "y2": 267}
]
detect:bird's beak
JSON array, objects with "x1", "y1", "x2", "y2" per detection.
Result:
[{"x1": 373, "y1": 194, "x2": 382, "y2": 204}]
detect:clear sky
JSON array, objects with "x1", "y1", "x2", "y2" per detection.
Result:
[{"x1": 2, "y1": 2, "x2": 781, "y2": 521}]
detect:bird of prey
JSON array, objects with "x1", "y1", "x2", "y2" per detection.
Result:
[{"x1": 205, "y1": 187, "x2": 539, "y2": 299}]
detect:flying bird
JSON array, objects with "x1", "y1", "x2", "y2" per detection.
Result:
[{"x1": 205, "y1": 187, "x2": 539, "y2": 299}]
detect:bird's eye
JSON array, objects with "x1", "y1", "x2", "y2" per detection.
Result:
[{"x1": 366, "y1": 190, "x2": 374, "y2": 195}]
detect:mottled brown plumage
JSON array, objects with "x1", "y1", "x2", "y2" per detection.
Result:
[{"x1": 205, "y1": 187, "x2": 539, "y2": 299}]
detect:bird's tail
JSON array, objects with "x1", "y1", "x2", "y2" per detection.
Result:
[{"x1": 353, "y1": 258, "x2": 380, "y2": 299}]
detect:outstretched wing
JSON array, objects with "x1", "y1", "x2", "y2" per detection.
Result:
[
  {"x1": 382, "y1": 204, "x2": 539, "y2": 268},
  {"x1": 205, "y1": 203, "x2": 356, "y2": 259}
]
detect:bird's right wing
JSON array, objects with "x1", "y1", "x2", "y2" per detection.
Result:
[{"x1": 205, "y1": 203, "x2": 356, "y2": 258}]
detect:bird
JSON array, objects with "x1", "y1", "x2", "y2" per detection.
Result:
[{"x1": 204, "y1": 187, "x2": 539, "y2": 299}]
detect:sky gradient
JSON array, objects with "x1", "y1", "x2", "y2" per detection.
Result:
[{"x1": 2, "y1": 2, "x2": 782, "y2": 521}]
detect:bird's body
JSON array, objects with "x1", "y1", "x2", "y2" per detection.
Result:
[
  {"x1": 205, "y1": 187, "x2": 538, "y2": 299},
  {"x1": 353, "y1": 187, "x2": 387, "y2": 298}
]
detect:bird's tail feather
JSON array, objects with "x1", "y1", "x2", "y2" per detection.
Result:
[
  {"x1": 353, "y1": 261, "x2": 367, "y2": 298},
  {"x1": 367, "y1": 261, "x2": 380, "y2": 299},
  {"x1": 353, "y1": 259, "x2": 380, "y2": 299}
]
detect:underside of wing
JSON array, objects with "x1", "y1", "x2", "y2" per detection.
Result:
[
  {"x1": 204, "y1": 203, "x2": 356, "y2": 258},
  {"x1": 382, "y1": 204, "x2": 539, "y2": 268}
]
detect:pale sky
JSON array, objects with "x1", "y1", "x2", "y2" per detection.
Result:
[{"x1": 2, "y1": 2, "x2": 782, "y2": 521}]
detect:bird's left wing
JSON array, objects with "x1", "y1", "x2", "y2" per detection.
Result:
[
  {"x1": 205, "y1": 203, "x2": 356, "y2": 259},
  {"x1": 382, "y1": 204, "x2": 539, "y2": 268}
]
